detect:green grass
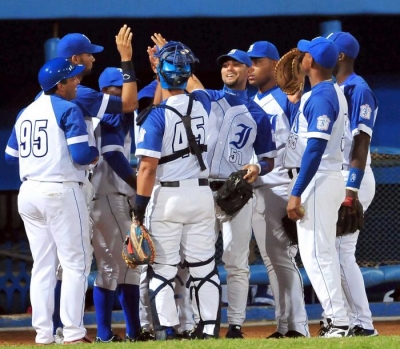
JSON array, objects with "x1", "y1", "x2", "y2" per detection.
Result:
[{"x1": 2, "y1": 337, "x2": 400, "y2": 349}]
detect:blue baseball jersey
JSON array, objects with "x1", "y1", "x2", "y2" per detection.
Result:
[
  {"x1": 253, "y1": 86, "x2": 299, "y2": 185},
  {"x1": 206, "y1": 87, "x2": 276, "y2": 179},
  {"x1": 339, "y1": 73, "x2": 378, "y2": 167},
  {"x1": 135, "y1": 89, "x2": 211, "y2": 181},
  {"x1": 5, "y1": 93, "x2": 89, "y2": 183},
  {"x1": 284, "y1": 81, "x2": 347, "y2": 171},
  {"x1": 91, "y1": 113, "x2": 135, "y2": 196}
]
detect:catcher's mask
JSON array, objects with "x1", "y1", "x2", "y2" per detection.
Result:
[{"x1": 155, "y1": 41, "x2": 199, "y2": 90}]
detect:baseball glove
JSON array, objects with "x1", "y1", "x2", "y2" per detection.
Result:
[
  {"x1": 274, "y1": 48, "x2": 305, "y2": 95},
  {"x1": 122, "y1": 222, "x2": 156, "y2": 269},
  {"x1": 336, "y1": 197, "x2": 364, "y2": 236},
  {"x1": 282, "y1": 215, "x2": 298, "y2": 245},
  {"x1": 216, "y1": 170, "x2": 253, "y2": 216}
]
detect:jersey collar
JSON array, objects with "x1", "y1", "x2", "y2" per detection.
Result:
[
  {"x1": 223, "y1": 86, "x2": 248, "y2": 100},
  {"x1": 340, "y1": 72, "x2": 357, "y2": 87},
  {"x1": 256, "y1": 85, "x2": 279, "y2": 100}
]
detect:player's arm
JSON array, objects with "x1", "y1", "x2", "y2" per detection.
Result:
[
  {"x1": 186, "y1": 74, "x2": 205, "y2": 92},
  {"x1": 116, "y1": 25, "x2": 139, "y2": 112},
  {"x1": 5, "y1": 130, "x2": 19, "y2": 164}
]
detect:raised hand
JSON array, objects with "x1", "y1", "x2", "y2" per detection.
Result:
[{"x1": 116, "y1": 24, "x2": 133, "y2": 61}]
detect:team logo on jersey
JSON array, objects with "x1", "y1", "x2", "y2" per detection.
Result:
[
  {"x1": 138, "y1": 128, "x2": 146, "y2": 143},
  {"x1": 360, "y1": 104, "x2": 372, "y2": 120},
  {"x1": 230, "y1": 123, "x2": 252, "y2": 149},
  {"x1": 316, "y1": 115, "x2": 330, "y2": 131}
]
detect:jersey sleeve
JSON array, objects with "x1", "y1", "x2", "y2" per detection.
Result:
[
  {"x1": 247, "y1": 102, "x2": 277, "y2": 158},
  {"x1": 191, "y1": 89, "x2": 211, "y2": 115},
  {"x1": 60, "y1": 104, "x2": 89, "y2": 146},
  {"x1": 135, "y1": 108, "x2": 165, "y2": 159},
  {"x1": 100, "y1": 115, "x2": 125, "y2": 154},
  {"x1": 348, "y1": 84, "x2": 377, "y2": 138},
  {"x1": 5, "y1": 109, "x2": 25, "y2": 158},
  {"x1": 303, "y1": 93, "x2": 337, "y2": 141}
]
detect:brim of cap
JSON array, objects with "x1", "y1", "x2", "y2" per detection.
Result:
[
  {"x1": 88, "y1": 44, "x2": 104, "y2": 54},
  {"x1": 217, "y1": 54, "x2": 249, "y2": 66},
  {"x1": 247, "y1": 53, "x2": 265, "y2": 58},
  {"x1": 297, "y1": 40, "x2": 311, "y2": 52},
  {"x1": 65, "y1": 64, "x2": 85, "y2": 79}
]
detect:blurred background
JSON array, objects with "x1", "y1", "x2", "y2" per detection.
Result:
[{"x1": 1, "y1": 0, "x2": 400, "y2": 319}]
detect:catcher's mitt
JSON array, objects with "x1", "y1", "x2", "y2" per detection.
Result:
[
  {"x1": 216, "y1": 170, "x2": 253, "y2": 216},
  {"x1": 122, "y1": 222, "x2": 156, "y2": 269},
  {"x1": 282, "y1": 215, "x2": 298, "y2": 245},
  {"x1": 274, "y1": 48, "x2": 305, "y2": 95},
  {"x1": 336, "y1": 197, "x2": 364, "y2": 236}
]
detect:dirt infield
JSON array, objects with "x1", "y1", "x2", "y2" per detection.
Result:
[{"x1": 1, "y1": 320, "x2": 399, "y2": 344}]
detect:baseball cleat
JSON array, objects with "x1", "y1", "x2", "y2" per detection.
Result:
[
  {"x1": 323, "y1": 326, "x2": 350, "y2": 338},
  {"x1": 285, "y1": 330, "x2": 305, "y2": 338},
  {"x1": 266, "y1": 331, "x2": 284, "y2": 339},
  {"x1": 226, "y1": 324, "x2": 244, "y2": 339},
  {"x1": 318, "y1": 319, "x2": 332, "y2": 337},
  {"x1": 350, "y1": 325, "x2": 378, "y2": 337},
  {"x1": 54, "y1": 327, "x2": 64, "y2": 344},
  {"x1": 94, "y1": 334, "x2": 123, "y2": 343},
  {"x1": 136, "y1": 328, "x2": 155, "y2": 341}
]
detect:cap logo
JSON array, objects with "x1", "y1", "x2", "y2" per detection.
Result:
[
  {"x1": 316, "y1": 115, "x2": 330, "y2": 131},
  {"x1": 228, "y1": 49, "x2": 237, "y2": 54},
  {"x1": 248, "y1": 44, "x2": 254, "y2": 52}
]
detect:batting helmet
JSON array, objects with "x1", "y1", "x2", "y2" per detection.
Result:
[
  {"x1": 38, "y1": 57, "x2": 85, "y2": 92},
  {"x1": 155, "y1": 41, "x2": 199, "y2": 90}
]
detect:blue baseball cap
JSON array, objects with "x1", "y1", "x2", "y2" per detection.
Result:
[
  {"x1": 326, "y1": 32, "x2": 360, "y2": 59},
  {"x1": 297, "y1": 37, "x2": 339, "y2": 69},
  {"x1": 247, "y1": 41, "x2": 280, "y2": 60},
  {"x1": 57, "y1": 33, "x2": 104, "y2": 58},
  {"x1": 98, "y1": 67, "x2": 123, "y2": 90},
  {"x1": 138, "y1": 80, "x2": 158, "y2": 100},
  {"x1": 217, "y1": 49, "x2": 252, "y2": 67}
]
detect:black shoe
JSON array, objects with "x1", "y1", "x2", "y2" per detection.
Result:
[
  {"x1": 226, "y1": 324, "x2": 244, "y2": 339},
  {"x1": 136, "y1": 329, "x2": 155, "y2": 342},
  {"x1": 95, "y1": 334, "x2": 123, "y2": 343},
  {"x1": 125, "y1": 334, "x2": 136, "y2": 342},
  {"x1": 176, "y1": 329, "x2": 197, "y2": 340},
  {"x1": 318, "y1": 318, "x2": 332, "y2": 337},
  {"x1": 351, "y1": 325, "x2": 378, "y2": 337},
  {"x1": 266, "y1": 331, "x2": 284, "y2": 339},
  {"x1": 285, "y1": 330, "x2": 305, "y2": 338}
]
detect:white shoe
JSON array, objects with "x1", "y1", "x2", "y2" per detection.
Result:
[
  {"x1": 54, "y1": 327, "x2": 64, "y2": 344},
  {"x1": 324, "y1": 326, "x2": 350, "y2": 338}
]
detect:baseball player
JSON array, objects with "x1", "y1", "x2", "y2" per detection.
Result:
[
  {"x1": 206, "y1": 49, "x2": 276, "y2": 338},
  {"x1": 5, "y1": 58, "x2": 98, "y2": 344},
  {"x1": 89, "y1": 67, "x2": 141, "y2": 342},
  {"x1": 134, "y1": 41, "x2": 221, "y2": 340},
  {"x1": 247, "y1": 41, "x2": 309, "y2": 338},
  {"x1": 325, "y1": 31, "x2": 379, "y2": 336},
  {"x1": 283, "y1": 37, "x2": 350, "y2": 338}
]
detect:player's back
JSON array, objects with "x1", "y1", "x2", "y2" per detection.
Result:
[
  {"x1": 136, "y1": 90, "x2": 210, "y2": 182},
  {"x1": 15, "y1": 94, "x2": 86, "y2": 183}
]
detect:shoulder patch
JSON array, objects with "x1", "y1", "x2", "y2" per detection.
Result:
[
  {"x1": 137, "y1": 128, "x2": 146, "y2": 144},
  {"x1": 359, "y1": 104, "x2": 372, "y2": 120},
  {"x1": 316, "y1": 115, "x2": 330, "y2": 131}
]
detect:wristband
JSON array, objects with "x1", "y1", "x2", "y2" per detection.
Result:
[
  {"x1": 121, "y1": 61, "x2": 136, "y2": 83},
  {"x1": 346, "y1": 167, "x2": 364, "y2": 191},
  {"x1": 257, "y1": 161, "x2": 270, "y2": 176},
  {"x1": 342, "y1": 196, "x2": 354, "y2": 208},
  {"x1": 135, "y1": 194, "x2": 150, "y2": 207}
]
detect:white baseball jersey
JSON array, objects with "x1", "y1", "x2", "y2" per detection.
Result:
[
  {"x1": 5, "y1": 93, "x2": 89, "y2": 183},
  {"x1": 206, "y1": 87, "x2": 276, "y2": 179},
  {"x1": 135, "y1": 90, "x2": 210, "y2": 181},
  {"x1": 253, "y1": 86, "x2": 298, "y2": 185},
  {"x1": 284, "y1": 81, "x2": 347, "y2": 171},
  {"x1": 340, "y1": 73, "x2": 378, "y2": 168},
  {"x1": 91, "y1": 113, "x2": 135, "y2": 196}
]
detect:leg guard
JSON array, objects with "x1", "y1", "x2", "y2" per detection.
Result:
[{"x1": 186, "y1": 256, "x2": 221, "y2": 338}]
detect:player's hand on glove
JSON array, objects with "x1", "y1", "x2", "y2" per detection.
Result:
[
  {"x1": 336, "y1": 195, "x2": 364, "y2": 236},
  {"x1": 274, "y1": 48, "x2": 305, "y2": 95},
  {"x1": 242, "y1": 164, "x2": 259, "y2": 184},
  {"x1": 116, "y1": 24, "x2": 133, "y2": 61},
  {"x1": 215, "y1": 170, "x2": 253, "y2": 217},
  {"x1": 132, "y1": 203, "x2": 146, "y2": 226}
]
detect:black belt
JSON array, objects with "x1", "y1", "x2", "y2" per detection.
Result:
[
  {"x1": 209, "y1": 180, "x2": 225, "y2": 191},
  {"x1": 288, "y1": 168, "x2": 301, "y2": 180},
  {"x1": 160, "y1": 178, "x2": 209, "y2": 187}
]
